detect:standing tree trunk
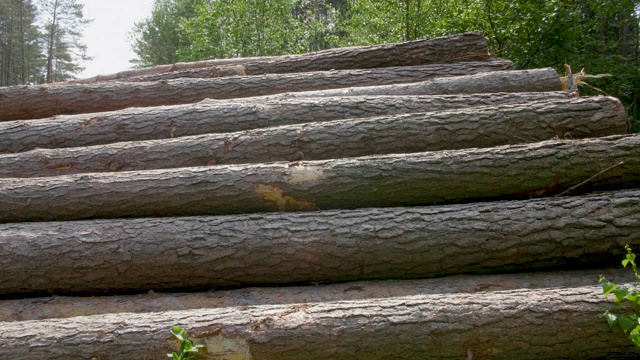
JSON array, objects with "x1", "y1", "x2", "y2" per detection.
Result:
[
  {"x1": 0, "y1": 189, "x2": 638, "y2": 294},
  {"x1": 0, "y1": 65, "x2": 560, "y2": 123},
  {"x1": 0, "y1": 134, "x2": 639, "y2": 223},
  {"x1": 0, "y1": 97, "x2": 627, "y2": 178},
  {"x1": 0, "y1": 277, "x2": 636, "y2": 359},
  {"x1": 0, "y1": 91, "x2": 573, "y2": 154},
  {"x1": 45, "y1": 0, "x2": 58, "y2": 83}
]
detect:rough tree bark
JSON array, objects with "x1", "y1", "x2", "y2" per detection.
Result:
[
  {"x1": 0, "y1": 189, "x2": 638, "y2": 294},
  {"x1": 71, "y1": 32, "x2": 492, "y2": 83},
  {"x1": 0, "y1": 134, "x2": 639, "y2": 223},
  {"x1": 0, "y1": 64, "x2": 561, "y2": 121},
  {"x1": 0, "y1": 277, "x2": 637, "y2": 359},
  {"x1": 0, "y1": 269, "x2": 631, "y2": 322},
  {"x1": 0, "y1": 97, "x2": 627, "y2": 178},
  {"x1": 257, "y1": 68, "x2": 562, "y2": 99},
  {"x1": 0, "y1": 91, "x2": 574, "y2": 154}
]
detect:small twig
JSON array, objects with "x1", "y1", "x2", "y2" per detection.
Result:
[{"x1": 555, "y1": 161, "x2": 625, "y2": 197}]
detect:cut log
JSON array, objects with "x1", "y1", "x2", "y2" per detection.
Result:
[
  {"x1": 256, "y1": 67, "x2": 562, "y2": 99},
  {"x1": 0, "y1": 65, "x2": 556, "y2": 124},
  {"x1": 1, "y1": 134, "x2": 639, "y2": 223},
  {"x1": 0, "y1": 91, "x2": 575, "y2": 154},
  {"x1": 0, "y1": 97, "x2": 627, "y2": 178},
  {"x1": 0, "y1": 60, "x2": 515, "y2": 122},
  {"x1": 71, "y1": 32, "x2": 492, "y2": 83},
  {"x1": 0, "y1": 189, "x2": 638, "y2": 294},
  {"x1": 0, "y1": 269, "x2": 631, "y2": 322},
  {"x1": 0, "y1": 275, "x2": 637, "y2": 359}
]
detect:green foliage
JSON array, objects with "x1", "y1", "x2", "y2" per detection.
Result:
[
  {"x1": 39, "y1": 0, "x2": 92, "y2": 83},
  {"x1": 168, "y1": 326, "x2": 206, "y2": 360},
  {"x1": 177, "y1": 0, "x2": 342, "y2": 60},
  {"x1": 600, "y1": 245, "x2": 640, "y2": 347},
  {"x1": 129, "y1": 0, "x2": 202, "y2": 68},
  {"x1": 0, "y1": 0, "x2": 44, "y2": 85}
]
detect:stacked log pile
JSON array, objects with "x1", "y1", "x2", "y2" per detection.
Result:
[{"x1": 0, "y1": 31, "x2": 639, "y2": 358}]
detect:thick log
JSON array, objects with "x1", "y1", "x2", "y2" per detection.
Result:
[
  {"x1": 0, "y1": 91, "x2": 574, "y2": 154},
  {"x1": 1, "y1": 134, "x2": 640, "y2": 223},
  {"x1": 0, "y1": 269, "x2": 632, "y2": 322},
  {"x1": 0, "y1": 275, "x2": 637, "y2": 359},
  {"x1": 256, "y1": 67, "x2": 562, "y2": 99},
  {"x1": 0, "y1": 60, "x2": 514, "y2": 122},
  {"x1": 0, "y1": 189, "x2": 638, "y2": 294},
  {"x1": 71, "y1": 32, "x2": 491, "y2": 83},
  {"x1": 0, "y1": 97, "x2": 627, "y2": 178}
]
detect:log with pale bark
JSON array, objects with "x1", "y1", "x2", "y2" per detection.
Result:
[
  {"x1": 0, "y1": 97, "x2": 627, "y2": 178},
  {"x1": 256, "y1": 67, "x2": 562, "y2": 99},
  {"x1": 71, "y1": 32, "x2": 491, "y2": 83},
  {"x1": 0, "y1": 269, "x2": 631, "y2": 322},
  {"x1": 0, "y1": 273, "x2": 637, "y2": 359},
  {"x1": 0, "y1": 189, "x2": 638, "y2": 294},
  {"x1": 0, "y1": 64, "x2": 561, "y2": 121},
  {"x1": 1, "y1": 134, "x2": 640, "y2": 223},
  {"x1": 0, "y1": 60, "x2": 515, "y2": 122},
  {"x1": 0, "y1": 91, "x2": 575, "y2": 154}
]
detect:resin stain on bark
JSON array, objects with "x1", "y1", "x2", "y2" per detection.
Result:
[{"x1": 254, "y1": 184, "x2": 317, "y2": 211}]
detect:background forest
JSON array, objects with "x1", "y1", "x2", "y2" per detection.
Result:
[{"x1": 1, "y1": 0, "x2": 639, "y2": 131}]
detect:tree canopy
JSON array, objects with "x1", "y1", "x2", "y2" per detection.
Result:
[{"x1": 0, "y1": 0, "x2": 91, "y2": 85}]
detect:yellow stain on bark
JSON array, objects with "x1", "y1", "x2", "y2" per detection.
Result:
[{"x1": 255, "y1": 184, "x2": 317, "y2": 211}]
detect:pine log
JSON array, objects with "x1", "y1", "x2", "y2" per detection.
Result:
[
  {"x1": 0, "y1": 91, "x2": 574, "y2": 154},
  {"x1": 0, "y1": 60, "x2": 515, "y2": 122},
  {"x1": 0, "y1": 269, "x2": 632, "y2": 322},
  {"x1": 71, "y1": 32, "x2": 491, "y2": 83},
  {"x1": 1, "y1": 134, "x2": 640, "y2": 223},
  {"x1": 0, "y1": 189, "x2": 638, "y2": 294},
  {"x1": 255, "y1": 67, "x2": 562, "y2": 99},
  {"x1": 0, "y1": 277, "x2": 637, "y2": 359},
  {"x1": 0, "y1": 97, "x2": 627, "y2": 178}
]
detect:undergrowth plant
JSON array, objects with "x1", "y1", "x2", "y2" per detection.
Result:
[
  {"x1": 600, "y1": 245, "x2": 640, "y2": 347},
  {"x1": 168, "y1": 326, "x2": 206, "y2": 360}
]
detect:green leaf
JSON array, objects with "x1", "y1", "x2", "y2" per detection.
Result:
[
  {"x1": 627, "y1": 292, "x2": 640, "y2": 305},
  {"x1": 619, "y1": 316, "x2": 636, "y2": 332},
  {"x1": 602, "y1": 281, "x2": 617, "y2": 296},
  {"x1": 613, "y1": 287, "x2": 630, "y2": 303},
  {"x1": 171, "y1": 326, "x2": 187, "y2": 342},
  {"x1": 604, "y1": 312, "x2": 618, "y2": 328}
]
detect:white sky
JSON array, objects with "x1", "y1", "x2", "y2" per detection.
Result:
[{"x1": 77, "y1": 0, "x2": 155, "y2": 78}]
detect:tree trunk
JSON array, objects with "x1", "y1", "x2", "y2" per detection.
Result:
[
  {"x1": 0, "y1": 188, "x2": 638, "y2": 294},
  {"x1": 258, "y1": 67, "x2": 562, "y2": 99},
  {"x1": 0, "y1": 97, "x2": 627, "y2": 178},
  {"x1": 0, "y1": 91, "x2": 574, "y2": 154},
  {"x1": 0, "y1": 269, "x2": 631, "y2": 322},
  {"x1": 71, "y1": 32, "x2": 492, "y2": 83},
  {"x1": 1, "y1": 134, "x2": 640, "y2": 223},
  {"x1": 0, "y1": 64, "x2": 556, "y2": 123},
  {"x1": 0, "y1": 274, "x2": 637, "y2": 359}
]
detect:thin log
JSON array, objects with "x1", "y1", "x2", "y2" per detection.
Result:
[
  {"x1": 0, "y1": 65, "x2": 557, "y2": 123},
  {"x1": 0, "y1": 97, "x2": 628, "y2": 178},
  {"x1": 0, "y1": 276, "x2": 637, "y2": 359},
  {"x1": 0, "y1": 189, "x2": 638, "y2": 294},
  {"x1": 1, "y1": 134, "x2": 640, "y2": 223},
  {"x1": 0, "y1": 269, "x2": 632, "y2": 322},
  {"x1": 0, "y1": 91, "x2": 574, "y2": 154},
  {"x1": 71, "y1": 32, "x2": 491, "y2": 83}
]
